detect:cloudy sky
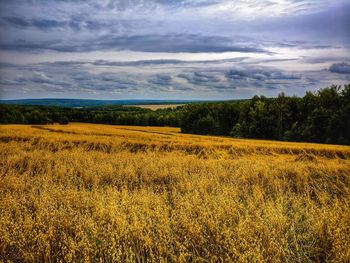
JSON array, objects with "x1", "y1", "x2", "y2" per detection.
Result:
[{"x1": 0, "y1": 0, "x2": 349, "y2": 100}]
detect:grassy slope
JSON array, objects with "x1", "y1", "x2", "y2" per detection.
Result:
[{"x1": 1, "y1": 123, "x2": 350, "y2": 262}]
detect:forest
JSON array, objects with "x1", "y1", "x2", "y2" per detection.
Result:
[
  {"x1": 181, "y1": 84, "x2": 350, "y2": 144},
  {"x1": 1, "y1": 84, "x2": 349, "y2": 144},
  {"x1": 0, "y1": 104, "x2": 181, "y2": 127}
]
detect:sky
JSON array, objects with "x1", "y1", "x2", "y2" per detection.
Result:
[{"x1": 0, "y1": 0, "x2": 349, "y2": 100}]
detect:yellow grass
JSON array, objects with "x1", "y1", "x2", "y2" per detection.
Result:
[
  {"x1": 1, "y1": 123, "x2": 349, "y2": 262},
  {"x1": 129, "y1": 104, "x2": 184, "y2": 110}
]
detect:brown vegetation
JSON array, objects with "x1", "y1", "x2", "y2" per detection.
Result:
[{"x1": 1, "y1": 123, "x2": 350, "y2": 262}]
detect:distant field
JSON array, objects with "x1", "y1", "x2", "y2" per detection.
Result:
[
  {"x1": 129, "y1": 104, "x2": 184, "y2": 110},
  {"x1": 1, "y1": 123, "x2": 350, "y2": 262}
]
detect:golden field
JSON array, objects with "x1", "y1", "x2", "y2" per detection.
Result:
[
  {"x1": 129, "y1": 104, "x2": 184, "y2": 110},
  {"x1": 0, "y1": 123, "x2": 350, "y2": 262}
]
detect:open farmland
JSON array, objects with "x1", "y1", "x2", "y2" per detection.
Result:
[
  {"x1": 128, "y1": 104, "x2": 184, "y2": 110},
  {"x1": 1, "y1": 123, "x2": 350, "y2": 262}
]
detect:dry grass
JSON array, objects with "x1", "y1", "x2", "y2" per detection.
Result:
[
  {"x1": 0, "y1": 123, "x2": 350, "y2": 262},
  {"x1": 128, "y1": 104, "x2": 184, "y2": 110}
]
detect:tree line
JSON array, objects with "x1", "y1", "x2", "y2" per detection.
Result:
[
  {"x1": 1, "y1": 84, "x2": 349, "y2": 144},
  {"x1": 181, "y1": 84, "x2": 350, "y2": 144},
  {"x1": 0, "y1": 105, "x2": 181, "y2": 127}
]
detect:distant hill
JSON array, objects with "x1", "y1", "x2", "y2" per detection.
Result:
[{"x1": 0, "y1": 98, "x2": 216, "y2": 108}]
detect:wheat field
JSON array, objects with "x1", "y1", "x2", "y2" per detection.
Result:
[
  {"x1": 129, "y1": 104, "x2": 184, "y2": 110},
  {"x1": 0, "y1": 123, "x2": 349, "y2": 262}
]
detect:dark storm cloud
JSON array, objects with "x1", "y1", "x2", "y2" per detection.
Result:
[
  {"x1": 0, "y1": 33, "x2": 270, "y2": 53},
  {"x1": 177, "y1": 72, "x2": 220, "y2": 85},
  {"x1": 3, "y1": 57, "x2": 246, "y2": 70},
  {"x1": 329, "y1": 63, "x2": 350, "y2": 74},
  {"x1": 217, "y1": 67, "x2": 321, "y2": 92},
  {"x1": 31, "y1": 19, "x2": 67, "y2": 30},
  {"x1": 0, "y1": 62, "x2": 18, "y2": 68},
  {"x1": 149, "y1": 74, "x2": 173, "y2": 86},
  {"x1": 225, "y1": 68, "x2": 301, "y2": 81},
  {"x1": 2, "y1": 17, "x2": 31, "y2": 27},
  {"x1": 91, "y1": 57, "x2": 248, "y2": 67},
  {"x1": 1, "y1": 17, "x2": 66, "y2": 30},
  {"x1": 93, "y1": 59, "x2": 185, "y2": 67},
  {"x1": 176, "y1": 71, "x2": 237, "y2": 91},
  {"x1": 1, "y1": 16, "x2": 128, "y2": 32},
  {"x1": 301, "y1": 57, "x2": 350, "y2": 64}
]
